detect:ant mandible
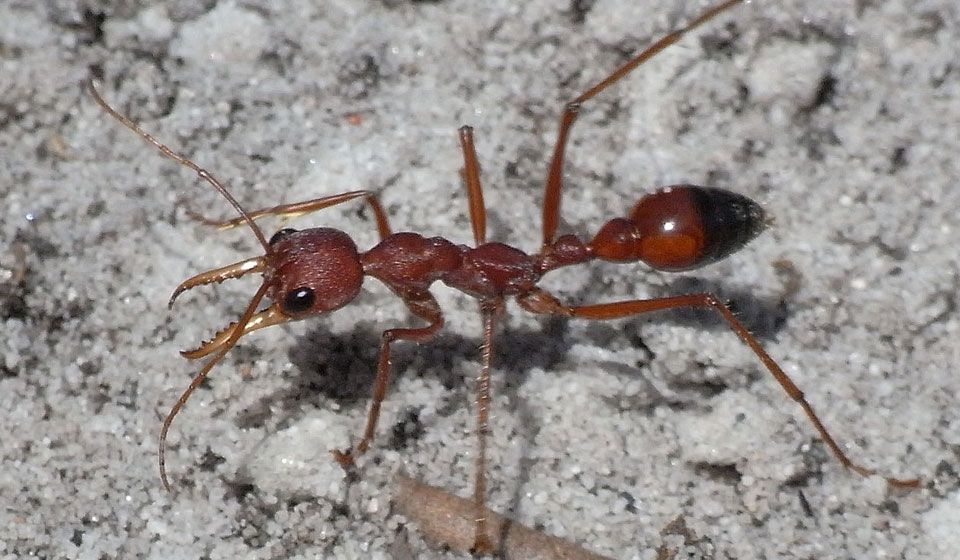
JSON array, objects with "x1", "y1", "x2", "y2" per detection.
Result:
[{"x1": 90, "y1": 0, "x2": 918, "y2": 554}]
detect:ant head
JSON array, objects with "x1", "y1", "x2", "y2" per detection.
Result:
[
  {"x1": 266, "y1": 227, "x2": 364, "y2": 317},
  {"x1": 89, "y1": 81, "x2": 371, "y2": 487},
  {"x1": 171, "y1": 227, "x2": 365, "y2": 361}
]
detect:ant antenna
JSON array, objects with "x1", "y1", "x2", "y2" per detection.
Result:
[{"x1": 87, "y1": 81, "x2": 272, "y2": 254}]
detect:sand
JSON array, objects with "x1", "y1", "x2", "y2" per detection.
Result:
[{"x1": 1, "y1": 1, "x2": 958, "y2": 558}]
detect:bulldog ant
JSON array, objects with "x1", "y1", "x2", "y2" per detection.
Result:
[{"x1": 90, "y1": 0, "x2": 918, "y2": 553}]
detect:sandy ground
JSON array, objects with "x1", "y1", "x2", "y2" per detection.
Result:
[{"x1": 2, "y1": 1, "x2": 959, "y2": 558}]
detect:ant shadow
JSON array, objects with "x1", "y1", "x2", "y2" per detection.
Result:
[
  {"x1": 263, "y1": 276, "x2": 788, "y2": 421},
  {"x1": 231, "y1": 277, "x2": 791, "y2": 519}
]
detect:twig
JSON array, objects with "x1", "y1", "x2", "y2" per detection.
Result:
[{"x1": 393, "y1": 474, "x2": 614, "y2": 560}]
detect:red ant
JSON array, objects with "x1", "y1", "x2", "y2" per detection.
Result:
[{"x1": 90, "y1": 0, "x2": 918, "y2": 553}]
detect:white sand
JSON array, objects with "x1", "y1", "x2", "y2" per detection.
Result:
[{"x1": 2, "y1": 1, "x2": 957, "y2": 558}]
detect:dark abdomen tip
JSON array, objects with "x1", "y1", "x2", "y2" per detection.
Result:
[{"x1": 628, "y1": 185, "x2": 767, "y2": 271}]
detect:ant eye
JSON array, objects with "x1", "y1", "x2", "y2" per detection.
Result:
[
  {"x1": 283, "y1": 287, "x2": 315, "y2": 314},
  {"x1": 269, "y1": 228, "x2": 298, "y2": 245}
]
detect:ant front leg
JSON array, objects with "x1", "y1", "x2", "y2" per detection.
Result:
[
  {"x1": 332, "y1": 290, "x2": 443, "y2": 469},
  {"x1": 188, "y1": 189, "x2": 393, "y2": 240},
  {"x1": 516, "y1": 288, "x2": 920, "y2": 488}
]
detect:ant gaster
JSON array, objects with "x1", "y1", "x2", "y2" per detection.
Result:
[{"x1": 90, "y1": 0, "x2": 918, "y2": 553}]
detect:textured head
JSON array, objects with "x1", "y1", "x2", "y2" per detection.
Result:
[{"x1": 267, "y1": 227, "x2": 364, "y2": 317}]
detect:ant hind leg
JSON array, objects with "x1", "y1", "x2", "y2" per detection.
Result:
[{"x1": 516, "y1": 288, "x2": 919, "y2": 488}]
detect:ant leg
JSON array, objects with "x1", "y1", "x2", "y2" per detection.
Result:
[
  {"x1": 187, "y1": 190, "x2": 392, "y2": 240},
  {"x1": 332, "y1": 290, "x2": 443, "y2": 467},
  {"x1": 517, "y1": 288, "x2": 919, "y2": 488},
  {"x1": 470, "y1": 299, "x2": 501, "y2": 555},
  {"x1": 541, "y1": 0, "x2": 743, "y2": 247},
  {"x1": 458, "y1": 126, "x2": 487, "y2": 246}
]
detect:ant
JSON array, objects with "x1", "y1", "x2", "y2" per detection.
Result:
[{"x1": 90, "y1": 0, "x2": 918, "y2": 554}]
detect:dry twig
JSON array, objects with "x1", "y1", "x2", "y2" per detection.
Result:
[{"x1": 393, "y1": 474, "x2": 614, "y2": 559}]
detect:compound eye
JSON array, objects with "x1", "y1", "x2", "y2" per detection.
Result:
[
  {"x1": 269, "y1": 228, "x2": 298, "y2": 245},
  {"x1": 283, "y1": 286, "x2": 315, "y2": 314}
]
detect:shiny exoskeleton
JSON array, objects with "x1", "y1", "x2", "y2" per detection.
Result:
[
  {"x1": 267, "y1": 185, "x2": 764, "y2": 307},
  {"x1": 90, "y1": 0, "x2": 917, "y2": 554}
]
